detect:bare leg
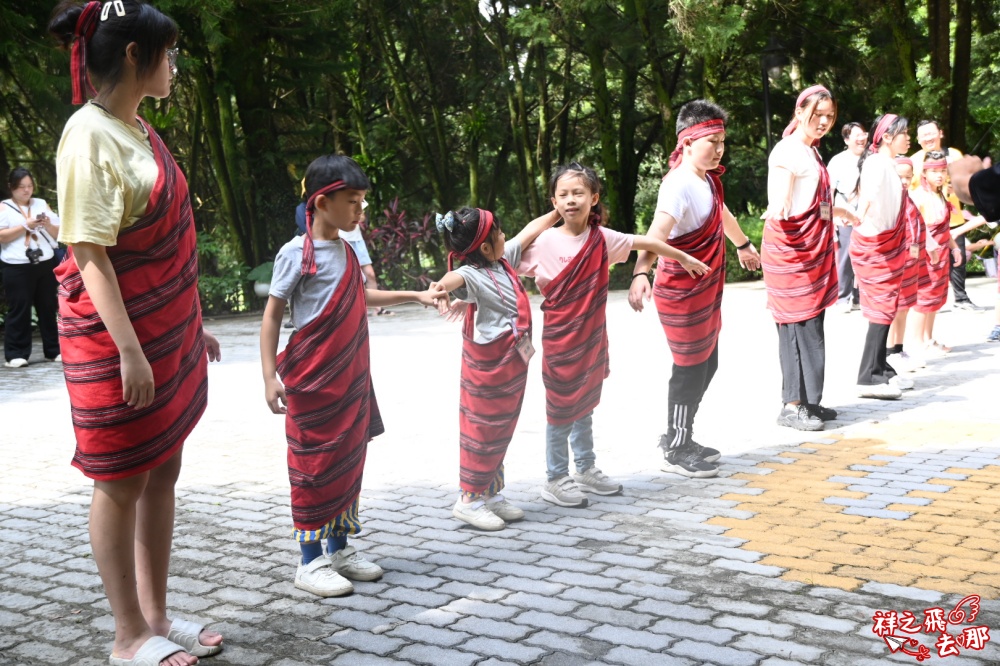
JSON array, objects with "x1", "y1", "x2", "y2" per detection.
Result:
[
  {"x1": 908, "y1": 310, "x2": 929, "y2": 348},
  {"x1": 92, "y1": 472, "x2": 196, "y2": 666},
  {"x1": 924, "y1": 311, "x2": 938, "y2": 345},
  {"x1": 137, "y1": 450, "x2": 222, "y2": 651},
  {"x1": 888, "y1": 308, "x2": 909, "y2": 348}
]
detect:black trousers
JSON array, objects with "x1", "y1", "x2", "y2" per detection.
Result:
[
  {"x1": 857, "y1": 322, "x2": 897, "y2": 385},
  {"x1": 664, "y1": 343, "x2": 719, "y2": 448},
  {"x1": 776, "y1": 312, "x2": 825, "y2": 405},
  {"x1": 836, "y1": 226, "x2": 859, "y2": 304},
  {"x1": 3, "y1": 258, "x2": 60, "y2": 362},
  {"x1": 950, "y1": 233, "x2": 970, "y2": 303}
]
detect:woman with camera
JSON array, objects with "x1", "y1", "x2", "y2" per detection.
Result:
[{"x1": 1, "y1": 167, "x2": 62, "y2": 368}]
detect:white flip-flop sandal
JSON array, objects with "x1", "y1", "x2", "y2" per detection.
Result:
[
  {"x1": 108, "y1": 636, "x2": 187, "y2": 666},
  {"x1": 168, "y1": 618, "x2": 223, "y2": 658}
]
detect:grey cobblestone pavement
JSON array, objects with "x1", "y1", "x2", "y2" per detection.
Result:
[{"x1": 2, "y1": 279, "x2": 1000, "y2": 665}]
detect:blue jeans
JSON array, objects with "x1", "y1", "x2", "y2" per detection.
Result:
[{"x1": 546, "y1": 411, "x2": 595, "y2": 481}]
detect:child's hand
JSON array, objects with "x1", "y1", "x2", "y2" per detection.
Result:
[
  {"x1": 203, "y1": 329, "x2": 222, "y2": 362},
  {"x1": 444, "y1": 300, "x2": 470, "y2": 322},
  {"x1": 264, "y1": 377, "x2": 287, "y2": 414},
  {"x1": 680, "y1": 254, "x2": 711, "y2": 278},
  {"x1": 737, "y1": 243, "x2": 761, "y2": 271},
  {"x1": 951, "y1": 246, "x2": 964, "y2": 265},
  {"x1": 628, "y1": 275, "x2": 652, "y2": 312},
  {"x1": 428, "y1": 282, "x2": 451, "y2": 314},
  {"x1": 418, "y1": 284, "x2": 446, "y2": 308}
]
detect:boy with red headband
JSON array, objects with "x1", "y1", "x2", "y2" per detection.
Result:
[
  {"x1": 260, "y1": 154, "x2": 441, "y2": 597},
  {"x1": 629, "y1": 99, "x2": 759, "y2": 477}
]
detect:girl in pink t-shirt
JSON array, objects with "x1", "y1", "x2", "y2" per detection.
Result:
[{"x1": 519, "y1": 162, "x2": 709, "y2": 508}]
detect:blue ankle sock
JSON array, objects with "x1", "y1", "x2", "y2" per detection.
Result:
[
  {"x1": 300, "y1": 541, "x2": 323, "y2": 564},
  {"x1": 327, "y1": 535, "x2": 348, "y2": 555}
]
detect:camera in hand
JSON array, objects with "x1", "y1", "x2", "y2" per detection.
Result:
[{"x1": 25, "y1": 247, "x2": 44, "y2": 264}]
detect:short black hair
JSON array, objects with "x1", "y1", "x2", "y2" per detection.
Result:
[
  {"x1": 8, "y1": 167, "x2": 33, "y2": 192},
  {"x1": 841, "y1": 122, "x2": 865, "y2": 141},
  {"x1": 917, "y1": 119, "x2": 940, "y2": 131},
  {"x1": 924, "y1": 150, "x2": 947, "y2": 163},
  {"x1": 438, "y1": 207, "x2": 501, "y2": 268},
  {"x1": 49, "y1": 1, "x2": 178, "y2": 94},
  {"x1": 675, "y1": 100, "x2": 728, "y2": 135},
  {"x1": 303, "y1": 154, "x2": 370, "y2": 200}
]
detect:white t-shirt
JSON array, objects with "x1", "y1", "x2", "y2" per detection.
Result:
[
  {"x1": 856, "y1": 153, "x2": 903, "y2": 236},
  {"x1": 0, "y1": 198, "x2": 61, "y2": 265},
  {"x1": 768, "y1": 136, "x2": 821, "y2": 217},
  {"x1": 656, "y1": 169, "x2": 714, "y2": 239},
  {"x1": 826, "y1": 149, "x2": 861, "y2": 211}
]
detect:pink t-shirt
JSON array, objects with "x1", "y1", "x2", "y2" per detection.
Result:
[{"x1": 519, "y1": 226, "x2": 633, "y2": 291}]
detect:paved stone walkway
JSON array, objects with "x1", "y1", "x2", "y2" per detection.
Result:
[{"x1": 2, "y1": 278, "x2": 1000, "y2": 665}]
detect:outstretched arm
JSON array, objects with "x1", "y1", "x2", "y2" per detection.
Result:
[
  {"x1": 428, "y1": 271, "x2": 467, "y2": 316},
  {"x1": 628, "y1": 210, "x2": 676, "y2": 313},
  {"x1": 366, "y1": 285, "x2": 445, "y2": 308},
  {"x1": 512, "y1": 209, "x2": 561, "y2": 252}
]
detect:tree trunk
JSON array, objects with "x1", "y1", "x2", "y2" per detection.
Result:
[
  {"x1": 886, "y1": 0, "x2": 917, "y2": 84},
  {"x1": 950, "y1": 0, "x2": 972, "y2": 151}
]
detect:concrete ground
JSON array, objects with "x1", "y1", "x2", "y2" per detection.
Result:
[{"x1": 2, "y1": 277, "x2": 1000, "y2": 665}]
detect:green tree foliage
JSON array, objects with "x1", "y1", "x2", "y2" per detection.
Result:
[{"x1": 1, "y1": 0, "x2": 997, "y2": 311}]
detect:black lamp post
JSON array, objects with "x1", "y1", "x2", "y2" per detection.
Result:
[{"x1": 761, "y1": 37, "x2": 789, "y2": 154}]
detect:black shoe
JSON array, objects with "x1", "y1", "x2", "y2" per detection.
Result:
[
  {"x1": 776, "y1": 405, "x2": 824, "y2": 431},
  {"x1": 805, "y1": 404, "x2": 837, "y2": 421},
  {"x1": 662, "y1": 448, "x2": 719, "y2": 478},
  {"x1": 685, "y1": 440, "x2": 721, "y2": 463},
  {"x1": 954, "y1": 300, "x2": 983, "y2": 311}
]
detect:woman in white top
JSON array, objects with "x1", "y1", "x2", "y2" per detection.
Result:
[
  {"x1": 762, "y1": 85, "x2": 857, "y2": 432},
  {"x1": 0, "y1": 167, "x2": 62, "y2": 367},
  {"x1": 850, "y1": 113, "x2": 915, "y2": 400}
]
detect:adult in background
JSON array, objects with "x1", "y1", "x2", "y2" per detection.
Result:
[
  {"x1": 949, "y1": 155, "x2": 1000, "y2": 341},
  {"x1": 762, "y1": 85, "x2": 856, "y2": 432},
  {"x1": 910, "y1": 119, "x2": 980, "y2": 310},
  {"x1": 0, "y1": 167, "x2": 62, "y2": 367},
  {"x1": 851, "y1": 114, "x2": 916, "y2": 400},
  {"x1": 826, "y1": 122, "x2": 866, "y2": 312},
  {"x1": 49, "y1": 1, "x2": 222, "y2": 665}
]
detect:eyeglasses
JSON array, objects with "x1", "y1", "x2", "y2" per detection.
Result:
[{"x1": 166, "y1": 48, "x2": 179, "y2": 71}]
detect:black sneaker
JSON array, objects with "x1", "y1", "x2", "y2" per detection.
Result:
[
  {"x1": 805, "y1": 404, "x2": 837, "y2": 421},
  {"x1": 776, "y1": 405, "x2": 824, "y2": 431},
  {"x1": 685, "y1": 440, "x2": 721, "y2": 463},
  {"x1": 662, "y1": 448, "x2": 719, "y2": 478}
]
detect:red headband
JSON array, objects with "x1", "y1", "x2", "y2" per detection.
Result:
[
  {"x1": 782, "y1": 84, "x2": 831, "y2": 145},
  {"x1": 447, "y1": 209, "x2": 495, "y2": 270},
  {"x1": 668, "y1": 120, "x2": 726, "y2": 169},
  {"x1": 70, "y1": 1, "x2": 102, "y2": 105},
  {"x1": 869, "y1": 114, "x2": 899, "y2": 154},
  {"x1": 922, "y1": 158, "x2": 947, "y2": 170},
  {"x1": 894, "y1": 156, "x2": 913, "y2": 167},
  {"x1": 301, "y1": 180, "x2": 347, "y2": 276}
]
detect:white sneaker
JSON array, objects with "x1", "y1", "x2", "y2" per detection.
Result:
[
  {"x1": 295, "y1": 557, "x2": 353, "y2": 597},
  {"x1": 452, "y1": 498, "x2": 505, "y2": 530},
  {"x1": 4, "y1": 358, "x2": 28, "y2": 368},
  {"x1": 484, "y1": 495, "x2": 524, "y2": 522},
  {"x1": 857, "y1": 383, "x2": 902, "y2": 400},
  {"x1": 327, "y1": 544, "x2": 383, "y2": 581},
  {"x1": 52, "y1": 354, "x2": 62, "y2": 363},
  {"x1": 890, "y1": 375, "x2": 914, "y2": 390},
  {"x1": 886, "y1": 352, "x2": 923, "y2": 373},
  {"x1": 540, "y1": 476, "x2": 589, "y2": 507},
  {"x1": 573, "y1": 467, "x2": 623, "y2": 495}
]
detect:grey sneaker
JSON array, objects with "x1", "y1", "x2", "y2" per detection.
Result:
[
  {"x1": 541, "y1": 476, "x2": 589, "y2": 507},
  {"x1": 295, "y1": 557, "x2": 353, "y2": 597},
  {"x1": 327, "y1": 544, "x2": 384, "y2": 581},
  {"x1": 453, "y1": 498, "x2": 505, "y2": 530},
  {"x1": 573, "y1": 467, "x2": 623, "y2": 496},
  {"x1": 484, "y1": 494, "x2": 525, "y2": 522}
]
